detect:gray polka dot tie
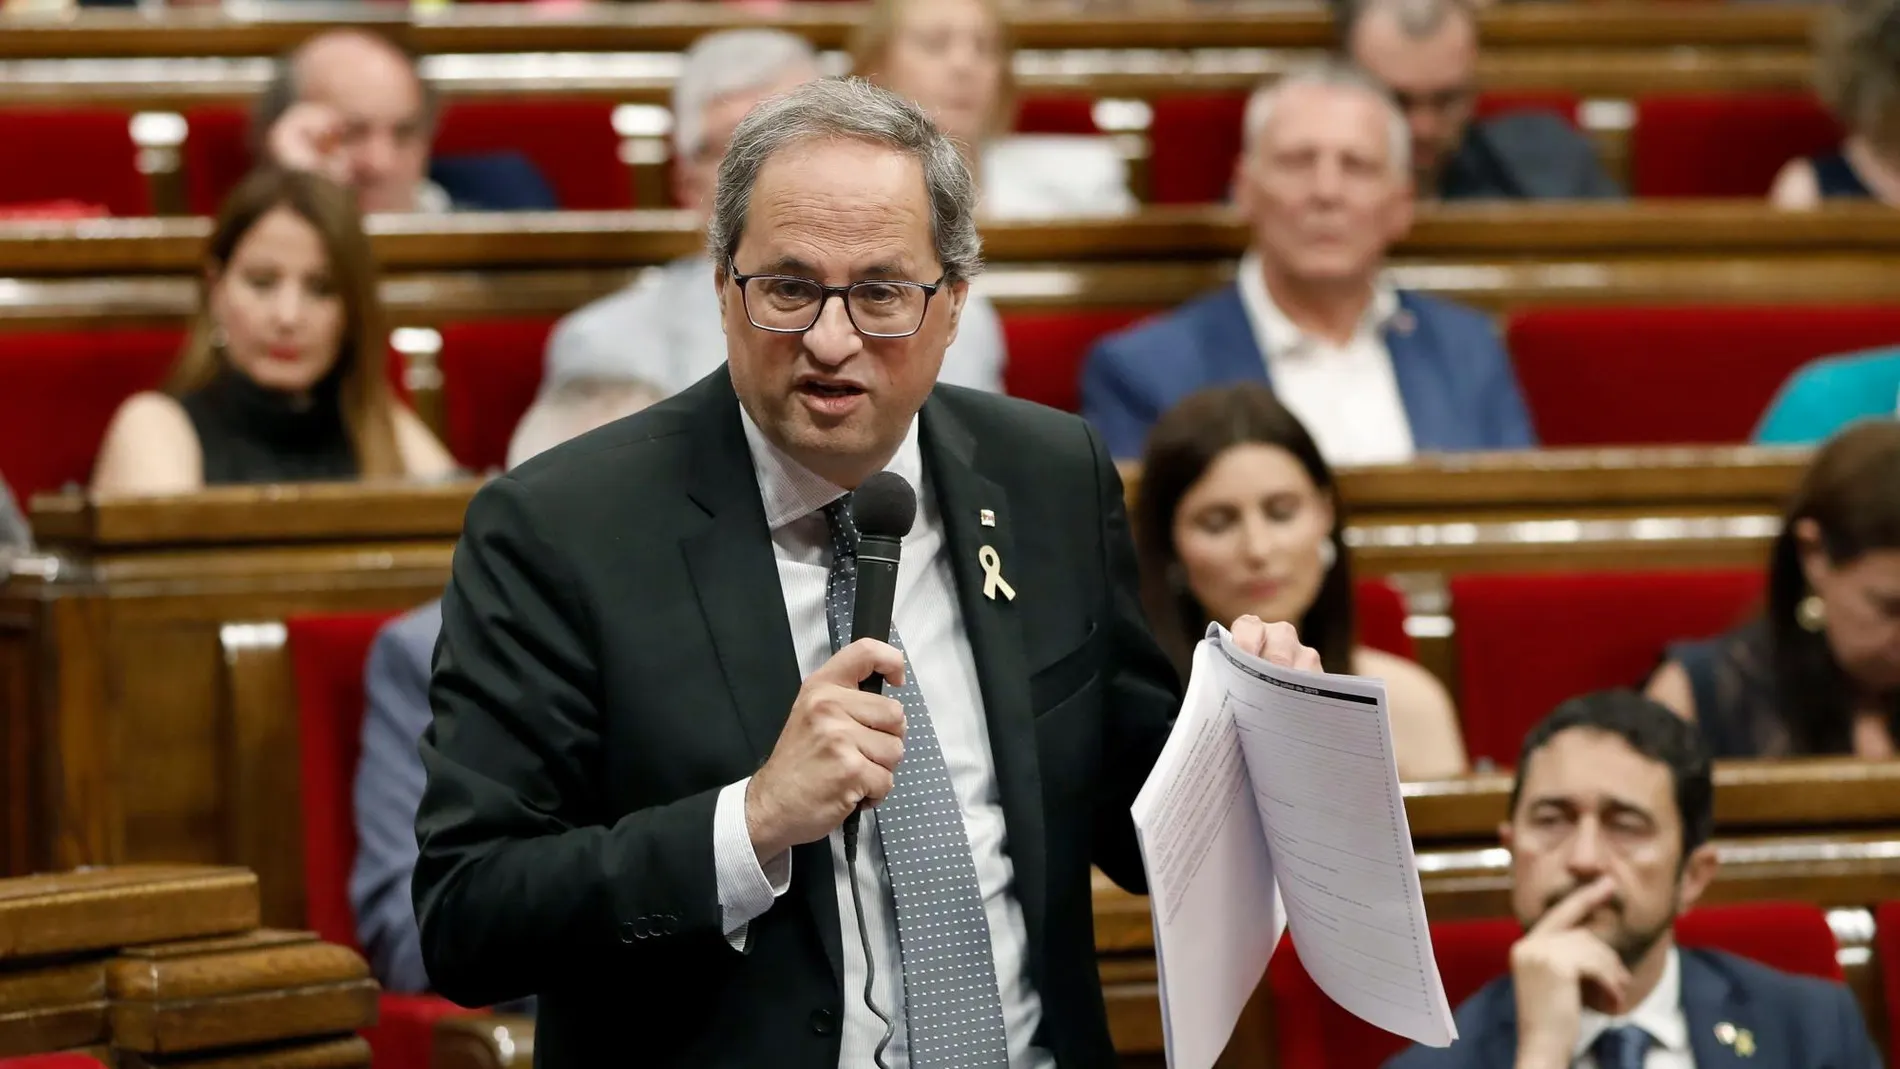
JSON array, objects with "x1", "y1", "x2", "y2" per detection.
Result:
[{"x1": 823, "y1": 495, "x2": 1011, "y2": 1069}]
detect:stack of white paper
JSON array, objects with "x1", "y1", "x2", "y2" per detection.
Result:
[{"x1": 1130, "y1": 623, "x2": 1457, "y2": 1069}]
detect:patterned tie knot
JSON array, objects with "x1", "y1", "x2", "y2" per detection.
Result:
[
  {"x1": 822, "y1": 493, "x2": 858, "y2": 560},
  {"x1": 1592, "y1": 1024, "x2": 1653, "y2": 1069}
]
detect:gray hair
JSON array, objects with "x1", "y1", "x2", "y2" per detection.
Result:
[
  {"x1": 706, "y1": 77, "x2": 983, "y2": 283},
  {"x1": 673, "y1": 29, "x2": 820, "y2": 160},
  {"x1": 1242, "y1": 61, "x2": 1412, "y2": 179},
  {"x1": 505, "y1": 375, "x2": 663, "y2": 469},
  {"x1": 1337, "y1": 0, "x2": 1476, "y2": 46}
]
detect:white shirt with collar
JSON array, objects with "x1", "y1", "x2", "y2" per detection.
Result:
[
  {"x1": 1234, "y1": 250, "x2": 1417, "y2": 466},
  {"x1": 1573, "y1": 947, "x2": 1693, "y2": 1069},
  {"x1": 708, "y1": 409, "x2": 1054, "y2": 1069}
]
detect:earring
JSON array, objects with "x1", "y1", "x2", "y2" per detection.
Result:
[
  {"x1": 1797, "y1": 594, "x2": 1827, "y2": 632},
  {"x1": 1318, "y1": 539, "x2": 1338, "y2": 573},
  {"x1": 209, "y1": 322, "x2": 229, "y2": 352}
]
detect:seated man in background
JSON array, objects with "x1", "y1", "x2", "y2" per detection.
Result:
[
  {"x1": 536, "y1": 28, "x2": 1006, "y2": 404},
  {"x1": 257, "y1": 29, "x2": 556, "y2": 213},
  {"x1": 1342, "y1": 0, "x2": 1620, "y2": 201},
  {"x1": 349, "y1": 375, "x2": 660, "y2": 999},
  {"x1": 1082, "y1": 61, "x2": 1534, "y2": 463},
  {"x1": 1386, "y1": 691, "x2": 1880, "y2": 1069}
]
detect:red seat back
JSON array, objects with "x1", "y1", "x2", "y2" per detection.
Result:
[
  {"x1": 1631, "y1": 94, "x2": 1841, "y2": 198},
  {"x1": 1877, "y1": 902, "x2": 1900, "y2": 1031},
  {"x1": 1355, "y1": 577, "x2": 1415, "y2": 661},
  {"x1": 433, "y1": 99, "x2": 630, "y2": 210},
  {"x1": 1506, "y1": 305, "x2": 1900, "y2": 446},
  {"x1": 287, "y1": 611, "x2": 403, "y2": 951},
  {"x1": 438, "y1": 318, "x2": 557, "y2": 473},
  {"x1": 1015, "y1": 94, "x2": 1102, "y2": 135},
  {"x1": 1270, "y1": 903, "x2": 1838, "y2": 1068},
  {"x1": 1000, "y1": 307, "x2": 1155, "y2": 412},
  {"x1": 0, "y1": 328, "x2": 184, "y2": 502},
  {"x1": 0, "y1": 108, "x2": 149, "y2": 217},
  {"x1": 1449, "y1": 568, "x2": 1763, "y2": 767},
  {"x1": 182, "y1": 105, "x2": 254, "y2": 216},
  {"x1": 1474, "y1": 92, "x2": 1581, "y2": 127},
  {"x1": 1148, "y1": 93, "x2": 1248, "y2": 205}
]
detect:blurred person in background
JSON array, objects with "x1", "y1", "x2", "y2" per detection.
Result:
[
  {"x1": 1649, "y1": 421, "x2": 1900, "y2": 758},
  {"x1": 350, "y1": 374, "x2": 660, "y2": 1004},
  {"x1": 851, "y1": 0, "x2": 1137, "y2": 219},
  {"x1": 538, "y1": 28, "x2": 1006, "y2": 401},
  {"x1": 1386, "y1": 691, "x2": 1879, "y2": 1069},
  {"x1": 1342, "y1": 0, "x2": 1620, "y2": 201},
  {"x1": 257, "y1": 29, "x2": 556, "y2": 213},
  {"x1": 1755, "y1": 347, "x2": 1900, "y2": 445},
  {"x1": 0, "y1": 473, "x2": 27, "y2": 554},
  {"x1": 1136, "y1": 383, "x2": 1468, "y2": 780},
  {"x1": 1772, "y1": 0, "x2": 1900, "y2": 207},
  {"x1": 1081, "y1": 62, "x2": 1533, "y2": 462},
  {"x1": 91, "y1": 169, "x2": 455, "y2": 494}
]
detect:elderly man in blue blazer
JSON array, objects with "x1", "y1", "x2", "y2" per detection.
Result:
[{"x1": 1082, "y1": 61, "x2": 1535, "y2": 463}]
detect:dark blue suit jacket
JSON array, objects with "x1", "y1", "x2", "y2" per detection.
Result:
[
  {"x1": 1385, "y1": 948, "x2": 1881, "y2": 1069},
  {"x1": 1079, "y1": 284, "x2": 1536, "y2": 460}
]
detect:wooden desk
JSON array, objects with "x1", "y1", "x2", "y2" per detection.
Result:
[{"x1": 0, "y1": 3, "x2": 1817, "y2": 60}]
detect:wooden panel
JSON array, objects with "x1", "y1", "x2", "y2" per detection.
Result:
[
  {"x1": 431, "y1": 1016, "x2": 534, "y2": 1069},
  {"x1": 0, "y1": 1003, "x2": 109, "y2": 1059},
  {"x1": 0, "y1": 958, "x2": 108, "y2": 1010},
  {"x1": 122, "y1": 1035, "x2": 373, "y2": 1069},
  {"x1": 0, "y1": 866, "x2": 258, "y2": 960},
  {"x1": 218, "y1": 627, "x2": 305, "y2": 932},
  {"x1": 109, "y1": 980, "x2": 379, "y2": 1055},
  {"x1": 107, "y1": 931, "x2": 364, "y2": 1002},
  {"x1": 0, "y1": 3, "x2": 1817, "y2": 59},
  {"x1": 31, "y1": 482, "x2": 474, "y2": 551}
]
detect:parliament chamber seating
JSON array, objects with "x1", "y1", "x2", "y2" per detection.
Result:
[
  {"x1": 996, "y1": 307, "x2": 1152, "y2": 413},
  {"x1": 1264, "y1": 902, "x2": 1843, "y2": 1068},
  {"x1": 1505, "y1": 305, "x2": 1900, "y2": 446},
  {"x1": 436, "y1": 317, "x2": 557, "y2": 473},
  {"x1": 1448, "y1": 568, "x2": 1764, "y2": 769},
  {"x1": 0, "y1": 1058, "x2": 109, "y2": 1068},
  {"x1": 1880, "y1": 902, "x2": 1900, "y2": 1033},
  {"x1": 1630, "y1": 93, "x2": 1841, "y2": 199},
  {"x1": 288, "y1": 610, "x2": 488, "y2": 1069},
  {"x1": 0, "y1": 108, "x2": 149, "y2": 218},
  {"x1": 0, "y1": 327, "x2": 182, "y2": 502}
]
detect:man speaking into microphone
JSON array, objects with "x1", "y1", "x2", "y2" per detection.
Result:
[{"x1": 412, "y1": 77, "x2": 1319, "y2": 1068}]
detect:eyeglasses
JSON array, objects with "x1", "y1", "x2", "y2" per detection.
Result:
[{"x1": 726, "y1": 259, "x2": 945, "y2": 339}]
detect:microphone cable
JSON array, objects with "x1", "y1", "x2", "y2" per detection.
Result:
[{"x1": 843, "y1": 821, "x2": 895, "y2": 1069}]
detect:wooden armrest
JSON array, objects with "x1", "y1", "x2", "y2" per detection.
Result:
[{"x1": 431, "y1": 1014, "x2": 535, "y2": 1069}]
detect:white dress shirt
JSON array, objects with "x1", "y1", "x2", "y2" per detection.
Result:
[
  {"x1": 1234, "y1": 251, "x2": 1417, "y2": 466},
  {"x1": 709, "y1": 409, "x2": 1054, "y2": 1069},
  {"x1": 1573, "y1": 948, "x2": 1693, "y2": 1069}
]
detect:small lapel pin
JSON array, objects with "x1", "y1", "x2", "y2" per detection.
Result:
[
  {"x1": 979, "y1": 545, "x2": 1015, "y2": 601},
  {"x1": 1714, "y1": 1024, "x2": 1736, "y2": 1045},
  {"x1": 979, "y1": 508, "x2": 996, "y2": 528},
  {"x1": 1716, "y1": 1023, "x2": 1755, "y2": 1057}
]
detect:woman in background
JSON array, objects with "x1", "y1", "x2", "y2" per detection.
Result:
[
  {"x1": 849, "y1": 0, "x2": 1137, "y2": 219},
  {"x1": 1770, "y1": 0, "x2": 1900, "y2": 207},
  {"x1": 1649, "y1": 422, "x2": 1900, "y2": 757},
  {"x1": 1135, "y1": 384, "x2": 1469, "y2": 779},
  {"x1": 92, "y1": 168, "x2": 454, "y2": 494}
]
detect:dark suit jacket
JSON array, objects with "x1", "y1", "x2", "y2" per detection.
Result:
[
  {"x1": 1441, "y1": 112, "x2": 1624, "y2": 202},
  {"x1": 412, "y1": 368, "x2": 1182, "y2": 1068},
  {"x1": 1079, "y1": 284, "x2": 1536, "y2": 460},
  {"x1": 1384, "y1": 948, "x2": 1882, "y2": 1069},
  {"x1": 429, "y1": 153, "x2": 559, "y2": 211}
]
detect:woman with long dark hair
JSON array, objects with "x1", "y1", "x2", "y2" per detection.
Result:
[
  {"x1": 1649, "y1": 422, "x2": 1900, "y2": 756},
  {"x1": 1135, "y1": 383, "x2": 1468, "y2": 779}
]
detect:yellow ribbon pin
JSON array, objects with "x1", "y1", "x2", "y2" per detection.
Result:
[{"x1": 979, "y1": 545, "x2": 1015, "y2": 601}]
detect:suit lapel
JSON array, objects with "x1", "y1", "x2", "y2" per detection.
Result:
[
  {"x1": 919, "y1": 396, "x2": 1049, "y2": 979},
  {"x1": 1202, "y1": 284, "x2": 1273, "y2": 390},
  {"x1": 678, "y1": 370, "x2": 843, "y2": 982},
  {"x1": 1681, "y1": 950, "x2": 1755, "y2": 1069},
  {"x1": 1385, "y1": 295, "x2": 1453, "y2": 450}
]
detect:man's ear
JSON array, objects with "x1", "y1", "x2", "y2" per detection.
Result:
[
  {"x1": 713, "y1": 264, "x2": 730, "y2": 335},
  {"x1": 1675, "y1": 842, "x2": 1720, "y2": 913},
  {"x1": 1498, "y1": 820, "x2": 1516, "y2": 859},
  {"x1": 942, "y1": 280, "x2": 969, "y2": 348}
]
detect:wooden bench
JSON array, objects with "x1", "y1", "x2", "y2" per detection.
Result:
[{"x1": 0, "y1": 864, "x2": 377, "y2": 1067}]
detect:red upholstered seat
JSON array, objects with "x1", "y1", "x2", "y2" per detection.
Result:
[
  {"x1": 1269, "y1": 903, "x2": 1838, "y2": 1068},
  {"x1": 182, "y1": 105, "x2": 253, "y2": 216},
  {"x1": 1631, "y1": 94, "x2": 1841, "y2": 198},
  {"x1": 433, "y1": 99, "x2": 630, "y2": 210},
  {"x1": 0, "y1": 1057, "x2": 111, "y2": 1068},
  {"x1": 1505, "y1": 305, "x2": 1900, "y2": 446},
  {"x1": 1355, "y1": 577, "x2": 1415, "y2": 661},
  {"x1": 0, "y1": 108, "x2": 149, "y2": 217},
  {"x1": 0, "y1": 328, "x2": 183, "y2": 503},
  {"x1": 1473, "y1": 92, "x2": 1581, "y2": 126},
  {"x1": 1877, "y1": 902, "x2": 1900, "y2": 1029},
  {"x1": 437, "y1": 317, "x2": 557, "y2": 473},
  {"x1": 999, "y1": 308, "x2": 1154, "y2": 412},
  {"x1": 1448, "y1": 569, "x2": 1763, "y2": 768},
  {"x1": 286, "y1": 612, "x2": 486, "y2": 1069},
  {"x1": 1015, "y1": 95, "x2": 1102, "y2": 135}
]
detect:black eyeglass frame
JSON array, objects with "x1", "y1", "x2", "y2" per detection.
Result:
[{"x1": 725, "y1": 258, "x2": 948, "y2": 339}]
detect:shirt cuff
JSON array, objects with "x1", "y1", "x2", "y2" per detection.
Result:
[{"x1": 713, "y1": 777, "x2": 791, "y2": 951}]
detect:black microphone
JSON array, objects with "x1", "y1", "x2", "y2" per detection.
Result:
[{"x1": 841, "y1": 471, "x2": 917, "y2": 862}]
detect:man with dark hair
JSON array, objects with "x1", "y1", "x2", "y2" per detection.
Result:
[
  {"x1": 1387, "y1": 691, "x2": 1880, "y2": 1069},
  {"x1": 254, "y1": 29, "x2": 553, "y2": 213},
  {"x1": 1339, "y1": 0, "x2": 1620, "y2": 201}
]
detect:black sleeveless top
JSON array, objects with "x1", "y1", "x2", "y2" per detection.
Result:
[
  {"x1": 1665, "y1": 619, "x2": 1783, "y2": 759},
  {"x1": 178, "y1": 370, "x2": 359, "y2": 486},
  {"x1": 1808, "y1": 153, "x2": 1874, "y2": 200}
]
